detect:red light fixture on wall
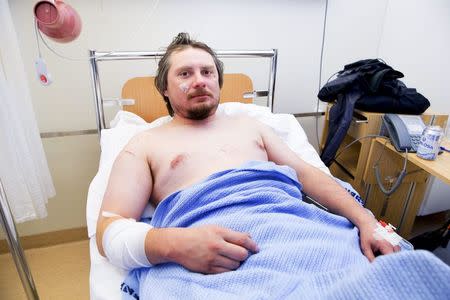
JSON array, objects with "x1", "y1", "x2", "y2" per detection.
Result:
[{"x1": 34, "y1": 0, "x2": 82, "y2": 43}]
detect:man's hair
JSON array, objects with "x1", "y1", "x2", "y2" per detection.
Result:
[{"x1": 155, "y1": 32, "x2": 224, "y2": 116}]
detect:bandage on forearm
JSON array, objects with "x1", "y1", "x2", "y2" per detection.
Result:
[{"x1": 102, "y1": 217, "x2": 153, "y2": 270}]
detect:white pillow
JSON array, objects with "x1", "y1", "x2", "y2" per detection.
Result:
[{"x1": 86, "y1": 103, "x2": 330, "y2": 238}]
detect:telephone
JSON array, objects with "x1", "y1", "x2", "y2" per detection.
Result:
[{"x1": 381, "y1": 114, "x2": 426, "y2": 152}]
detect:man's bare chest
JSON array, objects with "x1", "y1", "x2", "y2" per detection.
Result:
[
  {"x1": 152, "y1": 131, "x2": 265, "y2": 171},
  {"x1": 147, "y1": 125, "x2": 268, "y2": 202}
]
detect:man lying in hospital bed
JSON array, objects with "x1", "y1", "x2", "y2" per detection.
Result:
[{"x1": 92, "y1": 33, "x2": 450, "y2": 299}]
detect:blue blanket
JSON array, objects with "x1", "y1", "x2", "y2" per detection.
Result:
[{"x1": 122, "y1": 161, "x2": 450, "y2": 300}]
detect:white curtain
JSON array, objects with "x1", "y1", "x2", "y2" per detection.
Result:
[{"x1": 0, "y1": 0, "x2": 55, "y2": 222}]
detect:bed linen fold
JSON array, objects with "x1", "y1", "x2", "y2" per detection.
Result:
[{"x1": 122, "y1": 161, "x2": 450, "y2": 300}]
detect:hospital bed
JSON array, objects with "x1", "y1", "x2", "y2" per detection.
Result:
[{"x1": 86, "y1": 50, "x2": 339, "y2": 299}]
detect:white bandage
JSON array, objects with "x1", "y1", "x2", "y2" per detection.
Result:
[
  {"x1": 102, "y1": 218, "x2": 153, "y2": 270},
  {"x1": 179, "y1": 82, "x2": 190, "y2": 93},
  {"x1": 102, "y1": 211, "x2": 124, "y2": 218},
  {"x1": 373, "y1": 222, "x2": 402, "y2": 246}
]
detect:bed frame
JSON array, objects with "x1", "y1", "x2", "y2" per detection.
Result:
[
  {"x1": 88, "y1": 50, "x2": 278, "y2": 134},
  {"x1": 121, "y1": 73, "x2": 254, "y2": 123}
]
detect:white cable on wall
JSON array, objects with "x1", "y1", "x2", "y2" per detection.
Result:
[
  {"x1": 315, "y1": 0, "x2": 329, "y2": 151},
  {"x1": 376, "y1": 0, "x2": 390, "y2": 57}
]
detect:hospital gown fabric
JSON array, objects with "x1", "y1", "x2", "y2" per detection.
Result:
[{"x1": 122, "y1": 161, "x2": 450, "y2": 300}]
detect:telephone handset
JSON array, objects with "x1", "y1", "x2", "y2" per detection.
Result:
[{"x1": 381, "y1": 114, "x2": 426, "y2": 152}]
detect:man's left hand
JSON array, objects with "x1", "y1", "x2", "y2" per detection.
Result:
[{"x1": 357, "y1": 220, "x2": 401, "y2": 262}]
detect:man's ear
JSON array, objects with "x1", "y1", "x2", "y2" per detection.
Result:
[{"x1": 164, "y1": 90, "x2": 168, "y2": 97}]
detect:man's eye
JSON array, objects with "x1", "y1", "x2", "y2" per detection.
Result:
[
  {"x1": 202, "y1": 70, "x2": 213, "y2": 76},
  {"x1": 179, "y1": 71, "x2": 189, "y2": 77}
]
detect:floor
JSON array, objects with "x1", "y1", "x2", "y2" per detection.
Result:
[
  {"x1": 0, "y1": 240, "x2": 90, "y2": 300},
  {"x1": 433, "y1": 245, "x2": 450, "y2": 265}
]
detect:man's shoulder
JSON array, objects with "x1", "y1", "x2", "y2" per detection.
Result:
[
  {"x1": 223, "y1": 114, "x2": 259, "y2": 124},
  {"x1": 128, "y1": 120, "x2": 180, "y2": 145},
  {"x1": 125, "y1": 127, "x2": 160, "y2": 149},
  {"x1": 220, "y1": 114, "x2": 268, "y2": 135},
  {"x1": 138, "y1": 121, "x2": 172, "y2": 136}
]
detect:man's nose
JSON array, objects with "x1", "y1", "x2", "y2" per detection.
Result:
[{"x1": 191, "y1": 72, "x2": 206, "y2": 88}]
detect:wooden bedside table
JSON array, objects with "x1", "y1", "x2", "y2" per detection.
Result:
[{"x1": 363, "y1": 137, "x2": 450, "y2": 238}]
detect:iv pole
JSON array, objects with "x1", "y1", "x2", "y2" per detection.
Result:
[{"x1": 0, "y1": 177, "x2": 40, "y2": 300}]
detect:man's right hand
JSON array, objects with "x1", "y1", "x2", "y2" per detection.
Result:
[{"x1": 146, "y1": 225, "x2": 259, "y2": 274}]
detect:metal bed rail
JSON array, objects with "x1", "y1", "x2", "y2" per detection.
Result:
[
  {"x1": 0, "y1": 178, "x2": 40, "y2": 300},
  {"x1": 88, "y1": 49, "x2": 278, "y2": 136}
]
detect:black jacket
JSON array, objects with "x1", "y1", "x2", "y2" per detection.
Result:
[{"x1": 318, "y1": 59, "x2": 430, "y2": 166}]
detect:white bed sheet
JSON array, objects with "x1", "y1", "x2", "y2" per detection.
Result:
[{"x1": 87, "y1": 102, "x2": 330, "y2": 300}]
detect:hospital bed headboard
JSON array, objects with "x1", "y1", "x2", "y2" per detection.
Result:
[
  {"x1": 89, "y1": 49, "x2": 278, "y2": 135},
  {"x1": 121, "y1": 73, "x2": 253, "y2": 123}
]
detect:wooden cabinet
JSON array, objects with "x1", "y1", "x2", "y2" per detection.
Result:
[
  {"x1": 321, "y1": 104, "x2": 448, "y2": 237},
  {"x1": 362, "y1": 139, "x2": 428, "y2": 236},
  {"x1": 320, "y1": 105, "x2": 385, "y2": 196}
]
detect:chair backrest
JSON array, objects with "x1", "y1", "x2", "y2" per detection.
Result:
[{"x1": 121, "y1": 73, "x2": 253, "y2": 122}]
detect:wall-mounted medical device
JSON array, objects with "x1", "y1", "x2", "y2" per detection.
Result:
[
  {"x1": 33, "y1": 0, "x2": 82, "y2": 43},
  {"x1": 32, "y1": 1, "x2": 82, "y2": 86}
]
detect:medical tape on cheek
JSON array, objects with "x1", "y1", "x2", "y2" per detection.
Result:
[
  {"x1": 102, "y1": 217, "x2": 154, "y2": 270},
  {"x1": 179, "y1": 82, "x2": 191, "y2": 94}
]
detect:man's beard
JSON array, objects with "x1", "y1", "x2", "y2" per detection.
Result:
[{"x1": 186, "y1": 101, "x2": 218, "y2": 120}]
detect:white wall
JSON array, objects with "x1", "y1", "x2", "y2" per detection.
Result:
[
  {"x1": 304, "y1": 0, "x2": 390, "y2": 146},
  {"x1": 321, "y1": 0, "x2": 450, "y2": 117},
  {"x1": 378, "y1": 0, "x2": 450, "y2": 215},
  {"x1": 11, "y1": 0, "x2": 328, "y2": 135},
  {"x1": 3, "y1": 0, "x2": 449, "y2": 237},
  {"x1": 321, "y1": 0, "x2": 389, "y2": 86},
  {"x1": 378, "y1": 0, "x2": 450, "y2": 115},
  {"x1": 305, "y1": 0, "x2": 450, "y2": 148}
]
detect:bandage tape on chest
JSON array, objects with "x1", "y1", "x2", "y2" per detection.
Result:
[{"x1": 102, "y1": 216, "x2": 153, "y2": 270}]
